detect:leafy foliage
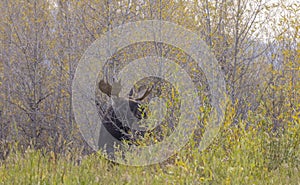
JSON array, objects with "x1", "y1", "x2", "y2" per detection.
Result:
[{"x1": 0, "y1": 0, "x2": 299, "y2": 184}]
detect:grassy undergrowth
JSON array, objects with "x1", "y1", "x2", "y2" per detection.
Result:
[{"x1": 1, "y1": 120, "x2": 299, "y2": 185}]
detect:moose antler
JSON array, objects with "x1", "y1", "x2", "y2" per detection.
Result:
[
  {"x1": 135, "y1": 86, "x2": 153, "y2": 101},
  {"x1": 99, "y1": 79, "x2": 122, "y2": 97},
  {"x1": 99, "y1": 79, "x2": 112, "y2": 97}
]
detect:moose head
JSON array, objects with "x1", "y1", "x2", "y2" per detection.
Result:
[{"x1": 98, "y1": 79, "x2": 153, "y2": 143}]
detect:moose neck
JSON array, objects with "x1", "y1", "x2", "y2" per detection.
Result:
[{"x1": 111, "y1": 97, "x2": 141, "y2": 129}]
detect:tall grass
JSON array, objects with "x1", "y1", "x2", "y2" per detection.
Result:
[{"x1": 1, "y1": 117, "x2": 299, "y2": 184}]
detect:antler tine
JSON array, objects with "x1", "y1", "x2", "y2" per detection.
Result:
[
  {"x1": 135, "y1": 85, "x2": 153, "y2": 101},
  {"x1": 99, "y1": 79, "x2": 112, "y2": 97}
]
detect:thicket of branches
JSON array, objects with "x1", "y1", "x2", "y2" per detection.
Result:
[{"x1": 0, "y1": 0, "x2": 299, "y2": 159}]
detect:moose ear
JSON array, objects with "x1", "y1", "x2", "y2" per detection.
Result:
[{"x1": 99, "y1": 79, "x2": 112, "y2": 97}]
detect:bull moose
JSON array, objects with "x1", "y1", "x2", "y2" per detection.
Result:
[{"x1": 97, "y1": 79, "x2": 153, "y2": 159}]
